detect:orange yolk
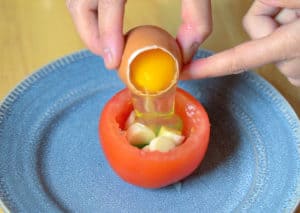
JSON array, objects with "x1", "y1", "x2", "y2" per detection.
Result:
[{"x1": 130, "y1": 49, "x2": 176, "y2": 94}]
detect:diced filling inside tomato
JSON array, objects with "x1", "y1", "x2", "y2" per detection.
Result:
[{"x1": 125, "y1": 111, "x2": 185, "y2": 152}]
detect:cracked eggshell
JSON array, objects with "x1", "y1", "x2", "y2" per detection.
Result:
[{"x1": 118, "y1": 25, "x2": 183, "y2": 96}]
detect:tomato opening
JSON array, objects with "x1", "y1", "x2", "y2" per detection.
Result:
[{"x1": 99, "y1": 88, "x2": 210, "y2": 188}]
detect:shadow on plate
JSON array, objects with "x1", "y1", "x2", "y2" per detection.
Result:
[{"x1": 185, "y1": 76, "x2": 242, "y2": 182}]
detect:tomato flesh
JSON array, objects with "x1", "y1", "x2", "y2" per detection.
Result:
[{"x1": 99, "y1": 88, "x2": 210, "y2": 188}]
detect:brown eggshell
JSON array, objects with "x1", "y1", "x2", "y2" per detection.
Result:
[{"x1": 118, "y1": 25, "x2": 182, "y2": 96}]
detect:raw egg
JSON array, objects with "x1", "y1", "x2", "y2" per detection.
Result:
[
  {"x1": 118, "y1": 25, "x2": 182, "y2": 96},
  {"x1": 130, "y1": 48, "x2": 176, "y2": 94},
  {"x1": 118, "y1": 25, "x2": 183, "y2": 130}
]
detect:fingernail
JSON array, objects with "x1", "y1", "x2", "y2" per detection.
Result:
[
  {"x1": 190, "y1": 42, "x2": 200, "y2": 56},
  {"x1": 103, "y1": 47, "x2": 113, "y2": 68},
  {"x1": 184, "y1": 42, "x2": 200, "y2": 63},
  {"x1": 233, "y1": 69, "x2": 246, "y2": 74}
]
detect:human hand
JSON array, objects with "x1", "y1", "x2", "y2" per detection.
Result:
[
  {"x1": 176, "y1": 0, "x2": 212, "y2": 64},
  {"x1": 181, "y1": 0, "x2": 300, "y2": 86},
  {"x1": 66, "y1": 0, "x2": 126, "y2": 69},
  {"x1": 66, "y1": 0, "x2": 212, "y2": 69}
]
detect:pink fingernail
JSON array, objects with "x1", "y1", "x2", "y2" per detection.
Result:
[
  {"x1": 190, "y1": 42, "x2": 200, "y2": 56},
  {"x1": 103, "y1": 47, "x2": 113, "y2": 67},
  {"x1": 184, "y1": 42, "x2": 200, "y2": 63}
]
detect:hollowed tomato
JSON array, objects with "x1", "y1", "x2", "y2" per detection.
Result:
[{"x1": 99, "y1": 88, "x2": 210, "y2": 188}]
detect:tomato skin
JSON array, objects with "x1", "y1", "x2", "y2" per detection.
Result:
[{"x1": 99, "y1": 88, "x2": 210, "y2": 188}]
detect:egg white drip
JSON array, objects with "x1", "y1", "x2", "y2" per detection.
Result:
[{"x1": 127, "y1": 45, "x2": 179, "y2": 96}]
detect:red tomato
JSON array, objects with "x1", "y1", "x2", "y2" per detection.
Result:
[{"x1": 99, "y1": 88, "x2": 210, "y2": 188}]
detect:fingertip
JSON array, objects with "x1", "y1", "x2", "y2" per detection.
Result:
[
  {"x1": 180, "y1": 55, "x2": 233, "y2": 80},
  {"x1": 176, "y1": 21, "x2": 211, "y2": 63},
  {"x1": 102, "y1": 49, "x2": 120, "y2": 70},
  {"x1": 67, "y1": 0, "x2": 103, "y2": 56},
  {"x1": 102, "y1": 47, "x2": 114, "y2": 69},
  {"x1": 179, "y1": 60, "x2": 208, "y2": 80},
  {"x1": 287, "y1": 77, "x2": 300, "y2": 86},
  {"x1": 101, "y1": 34, "x2": 124, "y2": 70},
  {"x1": 178, "y1": 0, "x2": 212, "y2": 63},
  {"x1": 97, "y1": 0, "x2": 126, "y2": 69},
  {"x1": 179, "y1": 64, "x2": 193, "y2": 80},
  {"x1": 176, "y1": 29, "x2": 201, "y2": 63},
  {"x1": 177, "y1": 32, "x2": 201, "y2": 63}
]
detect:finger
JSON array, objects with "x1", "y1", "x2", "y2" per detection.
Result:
[
  {"x1": 243, "y1": 0, "x2": 280, "y2": 39},
  {"x1": 98, "y1": 0, "x2": 126, "y2": 69},
  {"x1": 67, "y1": 0, "x2": 102, "y2": 55},
  {"x1": 259, "y1": 0, "x2": 300, "y2": 9},
  {"x1": 277, "y1": 57, "x2": 300, "y2": 79},
  {"x1": 181, "y1": 20, "x2": 300, "y2": 80},
  {"x1": 276, "y1": 8, "x2": 299, "y2": 25},
  {"x1": 287, "y1": 77, "x2": 300, "y2": 86},
  {"x1": 176, "y1": 0, "x2": 212, "y2": 64}
]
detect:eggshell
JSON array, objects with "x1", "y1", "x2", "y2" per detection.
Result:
[{"x1": 118, "y1": 25, "x2": 182, "y2": 96}]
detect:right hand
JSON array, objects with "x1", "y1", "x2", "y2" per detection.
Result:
[{"x1": 181, "y1": 0, "x2": 300, "y2": 86}]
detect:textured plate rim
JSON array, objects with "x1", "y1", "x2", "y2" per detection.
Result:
[{"x1": 0, "y1": 49, "x2": 299, "y2": 212}]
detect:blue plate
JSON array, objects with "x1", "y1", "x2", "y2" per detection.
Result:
[{"x1": 0, "y1": 50, "x2": 299, "y2": 212}]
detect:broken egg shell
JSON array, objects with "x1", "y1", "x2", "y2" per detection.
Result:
[{"x1": 118, "y1": 25, "x2": 183, "y2": 96}]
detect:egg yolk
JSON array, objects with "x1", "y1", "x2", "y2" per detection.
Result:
[{"x1": 130, "y1": 49, "x2": 176, "y2": 94}]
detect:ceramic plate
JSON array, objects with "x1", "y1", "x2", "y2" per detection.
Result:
[{"x1": 0, "y1": 50, "x2": 299, "y2": 212}]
